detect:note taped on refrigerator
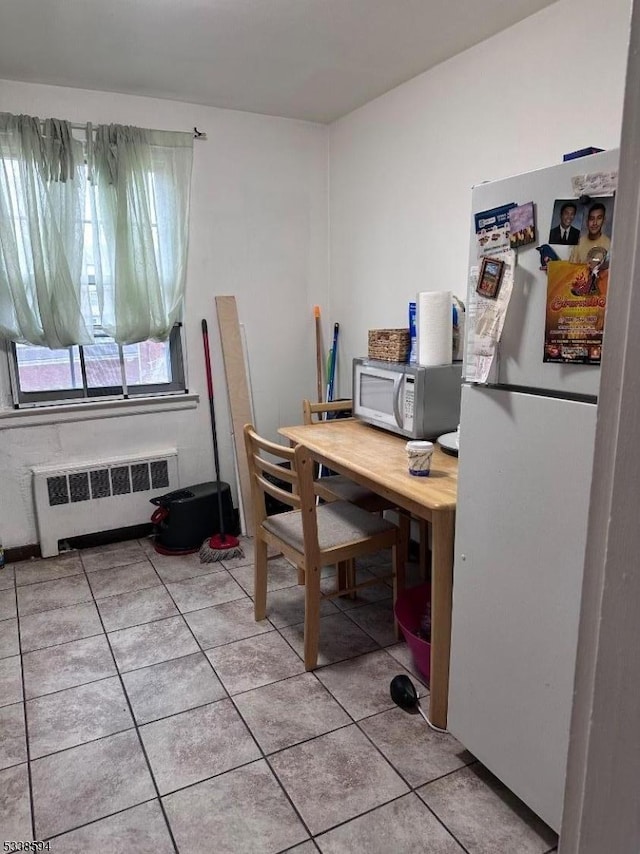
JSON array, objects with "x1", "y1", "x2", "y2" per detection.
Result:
[
  {"x1": 571, "y1": 170, "x2": 618, "y2": 196},
  {"x1": 465, "y1": 249, "x2": 516, "y2": 383}
]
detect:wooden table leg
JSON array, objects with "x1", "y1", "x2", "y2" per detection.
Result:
[{"x1": 429, "y1": 509, "x2": 455, "y2": 730}]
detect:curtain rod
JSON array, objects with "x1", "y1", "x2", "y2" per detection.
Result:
[{"x1": 68, "y1": 122, "x2": 207, "y2": 140}]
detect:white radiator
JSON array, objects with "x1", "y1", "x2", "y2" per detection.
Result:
[{"x1": 32, "y1": 450, "x2": 179, "y2": 557}]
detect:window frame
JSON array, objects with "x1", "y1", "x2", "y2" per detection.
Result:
[{"x1": 8, "y1": 322, "x2": 187, "y2": 409}]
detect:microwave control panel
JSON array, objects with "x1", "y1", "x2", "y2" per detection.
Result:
[{"x1": 403, "y1": 376, "x2": 415, "y2": 430}]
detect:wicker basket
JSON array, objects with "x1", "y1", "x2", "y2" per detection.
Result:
[{"x1": 368, "y1": 328, "x2": 410, "y2": 362}]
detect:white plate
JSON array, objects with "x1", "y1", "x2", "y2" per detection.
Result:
[{"x1": 437, "y1": 431, "x2": 459, "y2": 455}]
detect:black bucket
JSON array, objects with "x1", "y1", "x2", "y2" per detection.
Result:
[{"x1": 150, "y1": 481, "x2": 236, "y2": 552}]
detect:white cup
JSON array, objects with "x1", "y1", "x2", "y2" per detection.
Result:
[{"x1": 406, "y1": 440, "x2": 434, "y2": 477}]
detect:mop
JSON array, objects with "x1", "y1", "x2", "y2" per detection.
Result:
[{"x1": 199, "y1": 319, "x2": 244, "y2": 563}]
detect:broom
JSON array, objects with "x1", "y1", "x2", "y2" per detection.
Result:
[{"x1": 199, "y1": 319, "x2": 244, "y2": 563}]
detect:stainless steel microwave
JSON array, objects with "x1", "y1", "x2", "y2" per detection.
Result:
[{"x1": 352, "y1": 358, "x2": 462, "y2": 439}]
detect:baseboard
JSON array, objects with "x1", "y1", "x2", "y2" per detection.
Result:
[
  {"x1": 64, "y1": 523, "x2": 154, "y2": 551},
  {"x1": 6, "y1": 522, "x2": 155, "y2": 564},
  {"x1": 5, "y1": 543, "x2": 41, "y2": 564}
]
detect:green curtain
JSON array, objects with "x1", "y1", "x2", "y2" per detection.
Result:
[
  {"x1": 88, "y1": 124, "x2": 193, "y2": 344},
  {"x1": 0, "y1": 113, "x2": 93, "y2": 348},
  {"x1": 0, "y1": 113, "x2": 193, "y2": 348}
]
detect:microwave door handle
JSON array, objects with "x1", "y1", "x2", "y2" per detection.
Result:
[{"x1": 392, "y1": 375, "x2": 403, "y2": 428}]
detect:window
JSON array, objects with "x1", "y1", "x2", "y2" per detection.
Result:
[
  {"x1": 8, "y1": 167, "x2": 186, "y2": 407},
  {"x1": 7, "y1": 200, "x2": 187, "y2": 407},
  {"x1": 9, "y1": 325, "x2": 185, "y2": 407},
  {"x1": 1, "y1": 115, "x2": 193, "y2": 408}
]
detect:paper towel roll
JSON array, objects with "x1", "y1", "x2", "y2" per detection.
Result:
[{"x1": 417, "y1": 290, "x2": 452, "y2": 366}]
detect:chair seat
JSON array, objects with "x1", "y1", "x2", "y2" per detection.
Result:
[
  {"x1": 316, "y1": 475, "x2": 393, "y2": 513},
  {"x1": 263, "y1": 500, "x2": 396, "y2": 555}
]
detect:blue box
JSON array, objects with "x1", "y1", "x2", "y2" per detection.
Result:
[
  {"x1": 409, "y1": 302, "x2": 417, "y2": 364},
  {"x1": 562, "y1": 147, "x2": 604, "y2": 162}
]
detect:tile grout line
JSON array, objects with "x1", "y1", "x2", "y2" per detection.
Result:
[
  {"x1": 311, "y1": 789, "x2": 467, "y2": 850},
  {"x1": 412, "y1": 773, "x2": 477, "y2": 854},
  {"x1": 42, "y1": 796, "x2": 159, "y2": 845},
  {"x1": 13, "y1": 567, "x2": 83, "y2": 588}
]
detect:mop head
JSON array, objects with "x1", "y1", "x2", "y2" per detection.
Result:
[{"x1": 200, "y1": 533, "x2": 244, "y2": 563}]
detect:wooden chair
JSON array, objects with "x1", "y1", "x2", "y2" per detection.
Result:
[
  {"x1": 302, "y1": 399, "x2": 394, "y2": 512},
  {"x1": 244, "y1": 423, "x2": 405, "y2": 669},
  {"x1": 302, "y1": 399, "x2": 430, "y2": 576}
]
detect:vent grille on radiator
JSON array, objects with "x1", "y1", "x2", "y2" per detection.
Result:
[
  {"x1": 47, "y1": 475, "x2": 69, "y2": 506},
  {"x1": 69, "y1": 472, "x2": 90, "y2": 503},
  {"x1": 33, "y1": 451, "x2": 178, "y2": 557},
  {"x1": 90, "y1": 469, "x2": 110, "y2": 499},
  {"x1": 150, "y1": 460, "x2": 170, "y2": 489},
  {"x1": 45, "y1": 459, "x2": 170, "y2": 506}
]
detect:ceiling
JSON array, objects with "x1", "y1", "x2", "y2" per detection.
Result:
[{"x1": 0, "y1": 0, "x2": 558, "y2": 123}]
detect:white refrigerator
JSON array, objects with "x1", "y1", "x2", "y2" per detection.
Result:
[{"x1": 448, "y1": 149, "x2": 619, "y2": 832}]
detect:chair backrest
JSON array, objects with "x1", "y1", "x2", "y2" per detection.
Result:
[
  {"x1": 243, "y1": 423, "x2": 320, "y2": 560},
  {"x1": 243, "y1": 425, "x2": 299, "y2": 523},
  {"x1": 302, "y1": 398, "x2": 353, "y2": 425}
]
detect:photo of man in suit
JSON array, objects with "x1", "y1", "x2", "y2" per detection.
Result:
[{"x1": 549, "y1": 201, "x2": 581, "y2": 245}]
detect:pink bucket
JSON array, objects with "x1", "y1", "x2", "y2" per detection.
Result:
[{"x1": 394, "y1": 582, "x2": 431, "y2": 683}]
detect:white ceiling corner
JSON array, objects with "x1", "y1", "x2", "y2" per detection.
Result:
[{"x1": 0, "y1": 0, "x2": 559, "y2": 123}]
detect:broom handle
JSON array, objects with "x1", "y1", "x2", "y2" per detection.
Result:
[
  {"x1": 202, "y1": 319, "x2": 227, "y2": 539},
  {"x1": 327, "y1": 322, "x2": 339, "y2": 402},
  {"x1": 314, "y1": 305, "x2": 323, "y2": 403}
]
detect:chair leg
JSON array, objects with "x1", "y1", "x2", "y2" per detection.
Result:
[
  {"x1": 418, "y1": 519, "x2": 430, "y2": 579},
  {"x1": 336, "y1": 559, "x2": 356, "y2": 599},
  {"x1": 337, "y1": 560, "x2": 348, "y2": 592},
  {"x1": 347, "y1": 558, "x2": 356, "y2": 599},
  {"x1": 254, "y1": 537, "x2": 268, "y2": 621},
  {"x1": 304, "y1": 565, "x2": 322, "y2": 670},
  {"x1": 392, "y1": 541, "x2": 406, "y2": 641},
  {"x1": 398, "y1": 511, "x2": 411, "y2": 571}
]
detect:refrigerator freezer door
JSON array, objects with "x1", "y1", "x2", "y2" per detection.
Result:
[
  {"x1": 449, "y1": 385, "x2": 596, "y2": 832},
  {"x1": 469, "y1": 148, "x2": 618, "y2": 397}
]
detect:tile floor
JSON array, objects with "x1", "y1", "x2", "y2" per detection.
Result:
[{"x1": 0, "y1": 537, "x2": 559, "y2": 853}]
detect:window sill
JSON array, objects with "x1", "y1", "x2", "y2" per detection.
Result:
[{"x1": 0, "y1": 392, "x2": 199, "y2": 429}]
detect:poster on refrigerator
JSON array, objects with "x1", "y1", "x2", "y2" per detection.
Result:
[{"x1": 544, "y1": 259, "x2": 608, "y2": 365}]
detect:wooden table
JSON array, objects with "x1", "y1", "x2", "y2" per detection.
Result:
[{"x1": 278, "y1": 418, "x2": 458, "y2": 729}]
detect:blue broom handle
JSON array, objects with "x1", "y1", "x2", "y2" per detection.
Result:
[{"x1": 327, "y1": 322, "x2": 339, "y2": 402}]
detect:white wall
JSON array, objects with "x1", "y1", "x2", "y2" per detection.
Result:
[
  {"x1": 0, "y1": 80, "x2": 328, "y2": 548},
  {"x1": 329, "y1": 0, "x2": 632, "y2": 393}
]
